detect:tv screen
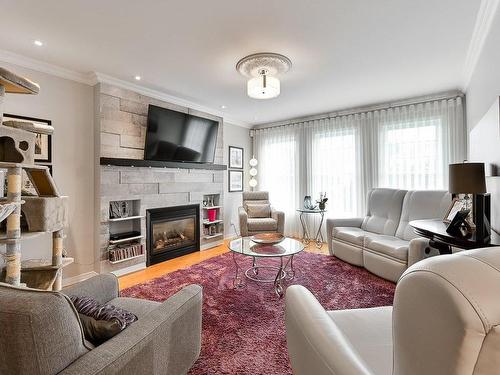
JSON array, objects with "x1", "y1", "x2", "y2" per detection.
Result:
[{"x1": 144, "y1": 105, "x2": 219, "y2": 163}]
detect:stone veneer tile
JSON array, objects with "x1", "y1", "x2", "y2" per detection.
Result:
[
  {"x1": 101, "y1": 145, "x2": 144, "y2": 159},
  {"x1": 158, "y1": 182, "x2": 221, "y2": 194},
  {"x1": 120, "y1": 98, "x2": 148, "y2": 116},
  {"x1": 100, "y1": 82, "x2": 144, "y2": 102},
  {"x1": 128, "y1": 183, "x2": 159, "y2": 195},
  {"x1": 101, "y1": 132, "x2": 120, "y2": 147},
  {"x1": 101, "y1": 170, "x2": 120, "y2": 185},
  {"x1": 175, "y1": 172, "x2": 214, "y2": 183},
  {"x1": 120, "y1": 169, "x2": 177, "y2": 184},
  {"x1": 101, "y1": 108, "x2": 133, "y2": 123},
  {"x1": 120, "y1": 134, "x2": 145, "y2": 149},
  {"x1": 100, "y1": 94, "x2": 120, "y2": 110},
  {"x1": 101, "y1": 119, "x2": 142, "y2": 136}
]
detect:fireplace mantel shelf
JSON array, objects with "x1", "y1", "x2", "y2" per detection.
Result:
[{"x1": 100, "y1": 157, "x2": 227, "y2": 170}]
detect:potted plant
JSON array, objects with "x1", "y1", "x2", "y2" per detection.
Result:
[{"x1": 317, "y1": 192, "x2": 328, "y2": 210}]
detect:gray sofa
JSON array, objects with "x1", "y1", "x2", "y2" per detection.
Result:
[
  {"x1": 327, "y1": 188, "x2": 450, "y2": 282},
  {"x1": 0, "y1": 274, "x2": 202, "y2": 375},
  {"x1": 238, "y1": 191, "x2": 285, "y2": 237}
]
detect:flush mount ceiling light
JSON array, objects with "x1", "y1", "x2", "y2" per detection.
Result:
[{"x1": 236, "y1": 52, "x2": 292, "y2": 99}]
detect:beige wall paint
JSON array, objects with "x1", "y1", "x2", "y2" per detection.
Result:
[
  {"x1": 1, "y1": 62, "x2": 95, "y2": 278},
  {"x1": 223, "y1": 122, "x2": 252, "y2": 237}
]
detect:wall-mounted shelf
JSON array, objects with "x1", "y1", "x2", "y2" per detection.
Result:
[
  {"x1": 203, "y1": 219, "x2": 223, "y2": 225},
  {"x1": 202, "y1": 206, "x2": 222, "y2": 209},
  {"x1": 203, "y1": 233, "x2": 223, "y2": 240},
  {"x1": 108, "y1": 215, "x2": 145, "y2": 222},
  {"x1": 108, "y1": 254, "x2": 144, "y2": 265},
  {"x1": 109, "y1": 235, "x2": 144, "y2": 245},
  {"x1": 100, "y1": 157, "x2": 227, "y2": 171}
]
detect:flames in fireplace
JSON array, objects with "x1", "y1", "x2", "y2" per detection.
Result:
[
  {"x1": 153, "y1": 230, "x2": 192, "y2": 251},
  {"x1": 151, "y1": 217, "x2": 195, "y2": 254}
]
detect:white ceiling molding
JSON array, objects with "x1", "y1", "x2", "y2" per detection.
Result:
[
  {"x1": 91, "y1": 72, "x2": 250, "y2": 128},
  {"x1": 0, "y1": 48, "x2": 250, "y2": 128},
  {"x1": 462, "y1": 0, "x2": 500, "y2": 90},
  {"x1": 0, "y1": 48, "x2": 95, "y2": 85}
]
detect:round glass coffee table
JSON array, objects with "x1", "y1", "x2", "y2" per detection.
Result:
[{"x1": 228, "y1": 237, "x2": 304, "y2": 297}]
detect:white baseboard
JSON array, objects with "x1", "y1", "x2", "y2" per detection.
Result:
[
  {"x1": 62, "y1": 271, "x2": 99, "y2": 287},
  {"x1": 111, "y1": 262, "x2": 146, "y2": 277}
]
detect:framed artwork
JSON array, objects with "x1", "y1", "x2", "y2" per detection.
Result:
[
  {"x1": 228, "y1": 146, "x2": 244, "y2": 169},
  {"x1": 228, "y1": 170, "x2": 243, "y2": 192},
  {"x1": 443, "y1": 198, "x2": 465, "y2": 223},
  {"x1": 3, "y1": 113, "x2": 52, "y2": 163}
]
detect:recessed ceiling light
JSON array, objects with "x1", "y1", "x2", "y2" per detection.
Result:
[
  {"x1": 34, "y1": 40, "x2": 43, "y2": 47},
  {"x1": 134, "y1": 75, "x2": 141, "y2": 81},
  {"x1": 221, "y1": 105, "x2": 227, "y2": 109}
]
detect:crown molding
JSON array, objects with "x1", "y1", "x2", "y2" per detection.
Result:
[
  {"x1": 0, "y1": 49, "x2": 251, "y2": 128},
  {"x1": 0, "y1": 48, "x2": 95, "y2": 85},
  {"x1": 462, "y1": 0, "x2": 500, "y2": 90}
]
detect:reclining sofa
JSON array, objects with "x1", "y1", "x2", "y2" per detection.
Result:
[{"x1": 327, "y1": 188, "x2": 450, "y2": 282}]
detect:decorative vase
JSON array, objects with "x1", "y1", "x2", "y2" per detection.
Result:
[
  {"x1": 303, "y1": 196, "x2": 313, "y2": 209},
  {"x1": 207, "y1": 208, "x2": 217, "y2": 222},
  {"x1": 318, "y1": 202, "x2": 326, "y2": 210}
]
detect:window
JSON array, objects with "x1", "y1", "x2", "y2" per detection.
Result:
[
  {"x1": 378, "y1": 119, "x2": 445, "y2": 189},
  {"x1": 311, "y1": 129, "x2": 360, "y2": 217}
]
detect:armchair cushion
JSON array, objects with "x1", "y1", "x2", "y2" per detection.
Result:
[
  {"x1": 364, "y1": 235, "x2": 409, "y2": 262},
  {"x1": 246, "y1": 203, "x2": 271, "y2": 218},
  {"x1": 247, "y1": 217, "x2": 278, "y2": 231}
]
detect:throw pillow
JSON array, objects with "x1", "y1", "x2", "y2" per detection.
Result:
[
  {"x1": 246, "y1": 203, "x2": 271, "y2": 218},
  {"x1": 70, "y1": 295, "x2": 138, "y2": 345},
  {"x1": 78, "y1": 313, "x2": 123, "y2": 346}
]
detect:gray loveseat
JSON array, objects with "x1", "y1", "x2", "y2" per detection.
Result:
[
  {"x1": 0, "y1": 274, "x2": 202, "y2": 375},
  {"x1": 327, "y1": 188, "x2": 450, "y2": 282}
]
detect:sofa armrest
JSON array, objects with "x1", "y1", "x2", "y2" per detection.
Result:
[
  {"x1": 238, "y1": 206, "x2": 248, "y2": 237},
  {"x1": 408, "y1": 237, "x2": 447, "y2": 267},
  {"x1": 60, "y1": 284, "x2": 203, "y2": 375},
  {"x1": 286, "y1": 285, "x2": 373, "y2": 375},
  {"x1": 326, "y1": 218, "x2": 364, "y2": 255},
  {"x1": 271, "y1": 207, "x2": 285, "y2": 235},
  {"x1": 62, "y1": 273, "x2": 119, "y2": 304}
]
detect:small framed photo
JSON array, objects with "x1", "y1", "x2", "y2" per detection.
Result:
[
  {"x1": 228, "y1": 170, "x2": 243, "y2": 192},
  {"x1": 3, "y1": 113, "x2": 52, "y2": 163},
  {"x1": 228, "y1": 146, "x2": 244, "y2": 169},
  {"x1": 443, "y1": 198, "x2": 465, "y2": 223}
]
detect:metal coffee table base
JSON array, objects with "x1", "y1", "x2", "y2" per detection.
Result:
[{"x1": 232, "y1": 253, "x2": 296, "y2": 297}]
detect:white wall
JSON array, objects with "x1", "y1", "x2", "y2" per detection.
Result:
[
  {"x1": 2, "y1": 62, "x2": 95, "y2": 279},
  {"x1": 223, "y1": 122, "x2": 252, "y2": 237},
  {"x1": 466, "y1": 9, "x2": 500, "y2": 131},
  {"x1": 466, "y1": 7, "x2": 500, "y2": 233}
]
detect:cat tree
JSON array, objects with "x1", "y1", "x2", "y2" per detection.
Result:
[{"x1": 0, "y1": 67, "x2": 70, "y2": 291}]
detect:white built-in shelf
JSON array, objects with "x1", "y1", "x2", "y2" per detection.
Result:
[
  {"x1": 108, "y1": 254, "x2": 144, "y2": 265},
  {"x1": 202, "y1": 206, "x2": 222, "y2": 209},
  {"x1": 203, "y1": 233, "x2": 224, "y2": 240},
  {"x1": 109, "y1": 235, "x2": 144, "y2": 245},
  {"x1": 108, "y1": 215, "x2": 145, "y2": 222},
  {"x1": 203, "y1": 219, "x2": 223, "y2": 225}
]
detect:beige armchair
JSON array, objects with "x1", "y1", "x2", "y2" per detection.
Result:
[
  {"x1": 238, "y1": 191, "x2": 284, "y2": 237},
  {"x1": 286, "y1": 247, "x2": 500, "y2": 375}
]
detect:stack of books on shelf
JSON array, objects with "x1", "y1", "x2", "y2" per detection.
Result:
[{"x1": 109, "y1": 243, "x2": 144, "y2": 262}]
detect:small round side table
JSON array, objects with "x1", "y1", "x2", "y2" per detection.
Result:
[{"x1": 296, "y1": 208, "x2": 327, "y2": 248}]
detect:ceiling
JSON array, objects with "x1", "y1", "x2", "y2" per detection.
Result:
[{"x1": 0, "y1": 0, "x2": 481, "y2": 126}]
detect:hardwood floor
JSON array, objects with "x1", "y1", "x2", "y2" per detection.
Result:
[{"x1": 118, "y1": 238, "x2": 329, "y2": 290}]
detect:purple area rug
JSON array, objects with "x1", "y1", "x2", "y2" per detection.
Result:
[{"x1": 122, "y1": 251, "x2": 395, "y2": 375}]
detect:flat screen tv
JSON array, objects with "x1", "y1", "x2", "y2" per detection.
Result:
[{"x1": 144, "y1": 104, "x2": 219, "y2": 163}]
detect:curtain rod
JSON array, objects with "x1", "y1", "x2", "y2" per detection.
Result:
[{"x1": 251, "y1": 90, "x2": 465, "y2": 132}]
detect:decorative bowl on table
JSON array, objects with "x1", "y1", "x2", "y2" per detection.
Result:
[{"x1": 250, "y1": 233, "x2": 285, "y2": 245}]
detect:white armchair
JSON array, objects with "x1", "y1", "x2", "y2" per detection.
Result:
[{"x1": 286, "y1": 247, "x2": 500, "y2": 375}]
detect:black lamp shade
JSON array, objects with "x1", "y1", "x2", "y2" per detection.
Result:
[{"x1": 449, "y1": 163, "x2": 487, "y2": 194}]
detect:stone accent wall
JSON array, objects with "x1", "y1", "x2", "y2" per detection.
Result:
[{"x1": 96, "y1": 83, "x2": 224, "y2": 274}]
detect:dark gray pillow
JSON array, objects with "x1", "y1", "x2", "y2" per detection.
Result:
[
  {"x1": 70, "y1": 296, "x2": 138, "y2": 329},
  {"x1": 78, "y1": 313, "x2": 123, "y2": 346}
]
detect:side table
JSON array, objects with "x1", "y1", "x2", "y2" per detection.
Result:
[{"x1": 296, "y1": 208, "x2": 326, "y2": 248}]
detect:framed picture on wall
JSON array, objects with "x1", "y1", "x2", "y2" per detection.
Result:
[
  {"x1": 3, "y1": 113, "x2": 52, "y2": 163},
  {"x1": 228, "y1": 146, "x2": 243, "y2": 169},
  {"x1": 228, "y1": 170, "x2": 243, "y2": 192}
]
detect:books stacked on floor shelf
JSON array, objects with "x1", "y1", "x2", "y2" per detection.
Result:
[{"x1": 109, "y1": 243, "x2": 144, "y2": 263}]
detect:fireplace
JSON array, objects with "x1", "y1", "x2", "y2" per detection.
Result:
[{"x1": 146, "y1": 204, "x2": 200, "y2": 266}]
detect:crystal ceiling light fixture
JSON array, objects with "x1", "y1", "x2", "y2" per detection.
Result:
[{"x1": 236, "y1": 52, "x2": 292, "y2": 99}]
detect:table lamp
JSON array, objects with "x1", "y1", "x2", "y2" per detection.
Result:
[{"x1": 449, "y1": 162, "x2": 490, "y2": 243}]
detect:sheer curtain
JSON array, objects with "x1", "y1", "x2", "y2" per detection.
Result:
[{"x1": 253, "y1": 96, "x2": 466, "y2": 237}]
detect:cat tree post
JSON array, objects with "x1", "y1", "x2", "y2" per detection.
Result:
[
  {"x1": 52, "y1": 229, "x2": 64, "y2": 291},
  {"x1": 5, "y1": 167, "x2": 22, "y2": 286}
]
